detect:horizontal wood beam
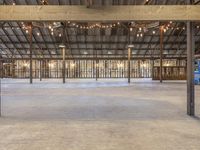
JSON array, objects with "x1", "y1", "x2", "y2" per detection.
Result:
[
  {"x1": 0, "y1": 5, "x2": 200, "y2": 21},
  {"x1": 0, "y1": 56, "x2": 187, "y2": 61},
  {"x1": 0, "y1": 41, "x2": 189, "y2": 45}
]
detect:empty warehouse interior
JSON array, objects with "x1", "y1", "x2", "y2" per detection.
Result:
[{"x1": 0, "y1": 0, "x2": 200, "y2": 149}]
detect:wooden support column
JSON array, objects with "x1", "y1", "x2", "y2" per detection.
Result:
[
  {"x1": 187, "y1": 22, "x2": 195, "y2": 116},
  {"x1": 0, "y1": 60, "x2": 2, "y2": 116},
  {"x1": 160, "y1": 26, "x2": 164, "y2": 83},
  {"x1": 62, "y1": 47, "x2": 66, "y2": 83},
  {"x1": 128, "y1": 47, "x2": 131, "y2": 83},
  {"x1": 138, "y1": 60, "x2": 141, "y2": 78},
  {"x1": 152, "y1": 59, "x2": 154, "y2": 79},
  {"x1": 96, "y1": 59, "x2": 99, "y2": 81},
  {"x1": 39, "y1": 59, "x2": 42, "y2": 81},
  {"x1": 0, "y1": 60, "x2": 3, "y2": 78},
  {"x1": 29, "y1": 23, "x2": 33, "y2": 84},
  {"x1": 11, "y1": 61, "x2": 15, "y2": 78}
]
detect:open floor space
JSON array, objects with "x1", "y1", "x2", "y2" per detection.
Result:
[
  {"x1": 1, "y1": 1, "x2": 200, "y2": 149},
  {"x1": 0, "y1": 79, "x2": 200, "y2": 150}
]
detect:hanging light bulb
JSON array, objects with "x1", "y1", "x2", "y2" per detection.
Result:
[
  {"x1": 152, "y1": 30, "x2": 156, "y2": 34},
  {"x1": 130, "y1": 28, "x2": 133, "y2": 31},
  {"x1": 48, "y1": 62, "x2": 54, "y2": 68},
  {"x1": 71, "y1": 63, "x2": 75, "y2": 68},
  {"x1": 140, "y1": 33, "x2": 143, "y2": 37}
]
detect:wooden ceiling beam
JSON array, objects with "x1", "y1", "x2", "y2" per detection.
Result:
[{"x1": 0, "y1": 5, "x2": 200, "y2": 21}]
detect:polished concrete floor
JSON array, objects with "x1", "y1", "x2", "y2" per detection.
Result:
[{"x1": 0, "y1": 79, "x2": 200, "y2": 150}]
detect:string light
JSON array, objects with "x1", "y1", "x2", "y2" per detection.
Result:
[
  {"x1": 70, "y1": 63, "x2": 75, "y2": 67},
  {"x1": 46, "y1": 21, "x2": 188, "y2": 37}
]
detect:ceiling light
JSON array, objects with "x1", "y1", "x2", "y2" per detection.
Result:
[
  {"x1": 128, "y1": 44, "x2": 134, "y2": 48},
  {"x1": 83, "y1": 51, "x2": 88, "y2": 55},
  {"x1": 59, "y1": 44, "x2": 65, "y2": 48},
  {"x1": 108, "y1": 51, "x2": 112, "y2": 54}
]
